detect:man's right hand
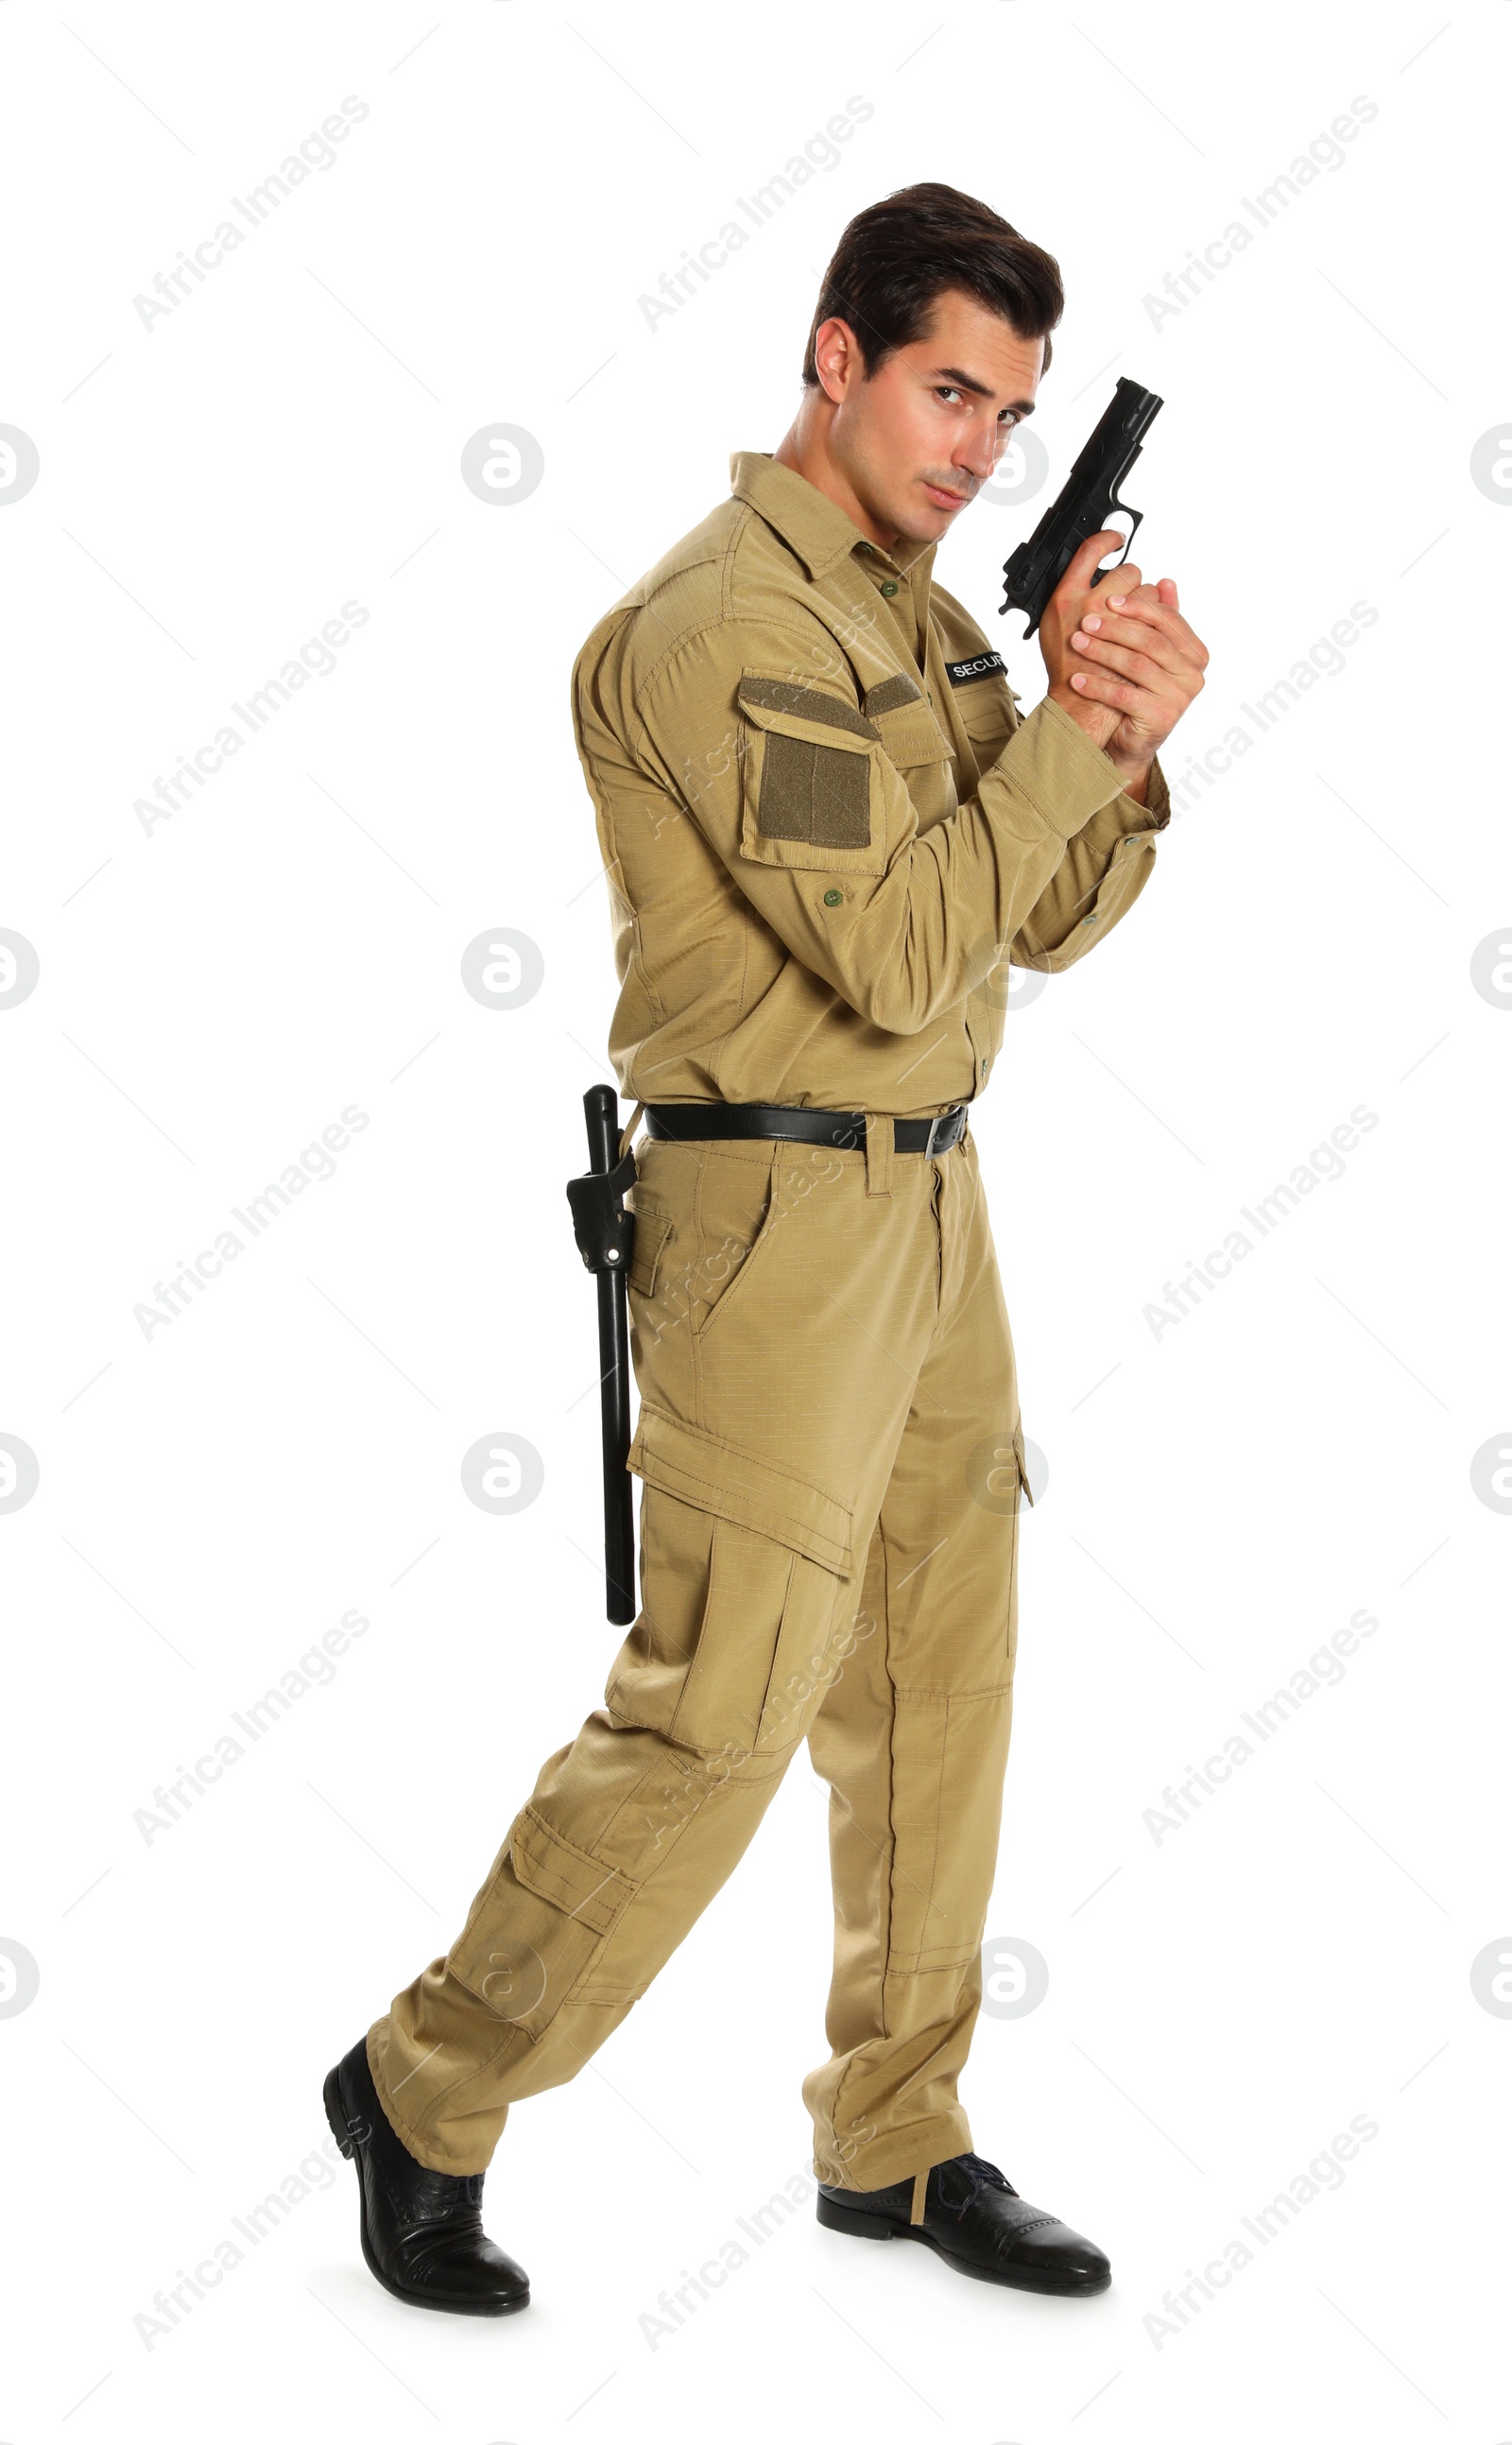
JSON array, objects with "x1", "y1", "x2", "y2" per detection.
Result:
[{"x1": 1039, "y1": 529, "x2": 1155, "y2": 751}]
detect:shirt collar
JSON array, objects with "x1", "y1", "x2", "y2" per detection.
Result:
[{"x1": 729, "y1": 450, "x2": 938, "y2": 594}]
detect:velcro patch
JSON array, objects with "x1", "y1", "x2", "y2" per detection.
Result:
[
  {"x1": 945, "y1": 650, "x2": 1006, "y2": 685},
  {"x1": 757, "y1": 734, "x2": 870, "y2": 848}
]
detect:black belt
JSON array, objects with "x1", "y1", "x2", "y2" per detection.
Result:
[{"x1": 644, "y1": 1101, "x2": 969, "y2": 1154}]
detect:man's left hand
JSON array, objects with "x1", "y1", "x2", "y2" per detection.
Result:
[{"x1": 1066, "y1": 577, "x2": 1209, "y2": 793}]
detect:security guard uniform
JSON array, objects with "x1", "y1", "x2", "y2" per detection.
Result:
[{"x1": 366, "y1": 450, "x2": 1170, "y2": 2192}]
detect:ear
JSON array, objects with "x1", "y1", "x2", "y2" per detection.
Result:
[{"x1": 814, "y1": 316, "x2": 861, "y2": 404}]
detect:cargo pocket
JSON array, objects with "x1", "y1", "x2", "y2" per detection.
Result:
[
  {"x1": 736, "y1": 670, "x2": 886, "y2": 877},
  {"x1": 614, "y1": 1403, "x2": 857, "y2": 1762},
  {"x1": 443, "y1": 1803, "x2": 639, "y2": 2038}
]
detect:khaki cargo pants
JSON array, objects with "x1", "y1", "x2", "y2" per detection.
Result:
[{"x1": 368, "y1": 1112, "x2": 1032, "y2": 2188}]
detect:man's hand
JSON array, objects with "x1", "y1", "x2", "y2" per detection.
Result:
[{"x1": 1039, "y1": 528, "x2": 1209, "y2": 794}]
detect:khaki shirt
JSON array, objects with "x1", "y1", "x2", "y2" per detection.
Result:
[{"x1": 570, "y1": 449, "x2": 1171, "y2": 1119}]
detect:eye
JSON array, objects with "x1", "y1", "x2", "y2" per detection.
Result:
[{"x1": 935, "y1": 385, "x2": 962, "y2": 405}]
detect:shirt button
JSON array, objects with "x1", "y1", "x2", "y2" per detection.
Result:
[
  {"x1": 1082, "y1": 912, "x2": 1097, "y2": 925},
  {"x1": 823, "y1": 888, "x2": 843, "y2": 906},
  {"x1": 880, "y1": 580, "x2": 899, "y2": 596}
]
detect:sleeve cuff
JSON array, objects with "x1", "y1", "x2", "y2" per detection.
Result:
[
  {"x1": 1125, "y1": 754, "x2": 1172, "y2": 832},
  {"x1": 984, "y1": 695, "x2": 1131, "y2": 842}
]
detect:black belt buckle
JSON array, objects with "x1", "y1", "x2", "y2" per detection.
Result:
[{"x1": 921, "y1": 1105, "x2": 964, "y2": 1155}]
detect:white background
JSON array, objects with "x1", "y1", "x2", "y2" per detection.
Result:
[{"x1": 2, "y1": 2, "x2": 1505, "y2": 2436}]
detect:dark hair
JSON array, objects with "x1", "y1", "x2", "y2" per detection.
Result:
[{"x1": 801, "y1": 181, "x2": 1063, "y2": 387}]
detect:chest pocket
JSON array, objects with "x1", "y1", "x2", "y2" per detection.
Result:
[
  {"x1": 862, "y1": 670, "x2": 955, "y2": 835},
  {"x1": 735, "y1": 671, "x2": 887, "y2": 877},
  {"x1": 951, "y1": 669, "x2": 1022, "y2": 765},
  {"x1": 861, "y1": 671, "x2": 954, "y2": 776}
]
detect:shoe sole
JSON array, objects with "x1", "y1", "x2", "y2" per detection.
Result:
[
  {"x1": 815, "y1": 2191, "x2": 1110, "y2": 2296},
  {"x1": 323, "y1": 2063, "x2": 529, "y2": 2317}
]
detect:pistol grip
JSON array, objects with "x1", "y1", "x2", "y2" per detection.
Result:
[{"x1": 1086, "y1": 504, "x2": 1144, "y2": 589}]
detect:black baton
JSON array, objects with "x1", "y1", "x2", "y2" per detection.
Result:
[{"x1": 565, "y1": 1084, "x2": 638, "y2": 1625}]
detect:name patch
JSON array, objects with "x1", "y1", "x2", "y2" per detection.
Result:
[{"x1": 945, "y1": 650, "x2": 1006, "y2": 685}]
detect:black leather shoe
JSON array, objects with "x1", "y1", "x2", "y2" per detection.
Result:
[
  {"x1": 816, "y1": 2150, "x2": 1110, "y2": 2295},
  {"x1": 323, "y1": 2039, "x2": 529, "y2": 2316}
]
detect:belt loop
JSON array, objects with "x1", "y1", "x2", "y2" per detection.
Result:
[
  {"x1": 617, "y1": 1098, "x2": 645, "y2": 1163},
  {"x1": 864, "y1": 1111, "x2": 893, "y2": 1198}
]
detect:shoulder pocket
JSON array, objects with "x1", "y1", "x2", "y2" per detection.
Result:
[{"x1": 736, "y1": 670, "x2": 886, "y2": 877}]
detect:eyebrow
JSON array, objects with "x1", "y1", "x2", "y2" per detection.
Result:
[{"x1": 930, "y1": 364, "x2": 1036, "y2": 416}]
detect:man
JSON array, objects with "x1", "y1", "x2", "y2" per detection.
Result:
[{"x1": 325, "y1": 181, "x2": 1207, "y2": 2315}]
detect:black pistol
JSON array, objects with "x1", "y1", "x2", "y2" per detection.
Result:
[
  {"x1": 565, "y1": 1084, "x2": 638, "y2": 1626},
  {"x1": 999, "y1": 375, "x2": 1163, "y2": 640}
]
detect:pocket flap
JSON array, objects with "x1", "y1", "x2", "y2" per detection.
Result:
[
  {"x1": 734, "y1": 672, "x2": 948, "y2": 771},
  {"x1": 870, "y1": 697, "x2": 954, "y2": 769},
  {"x1": 736, "y1": 672, "x2": 878, "y2": 752},
  {"x1": 510, "y1": 1804, "x2": 637, "y2": 1935},
  {"x1": 627, "y1": 1402, "x2": 854, "y2": 1575},
  {"x1": 860, "y1": 669, "x2": 953, "y2": 769}
]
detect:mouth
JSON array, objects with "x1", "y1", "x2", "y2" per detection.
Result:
[{"x1": 922, "y1": 480, "x2": 971, "y2": 510}]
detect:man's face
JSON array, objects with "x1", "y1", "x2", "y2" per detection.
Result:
[{"x1": 818, "y1": 286, "x2": 1044, "y2": 549}]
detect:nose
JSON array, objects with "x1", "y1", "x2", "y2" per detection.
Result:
[{"x1": 955, "y1": 425, "x2": 1001, "y2": 486}]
